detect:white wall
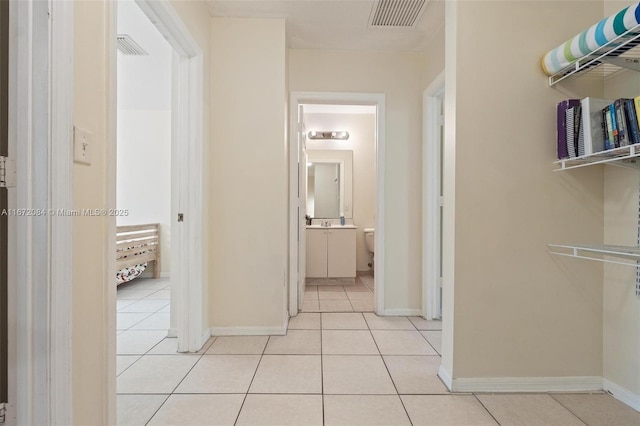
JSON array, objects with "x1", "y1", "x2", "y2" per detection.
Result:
[
  {"x1": 290, "y1": 50, "x2": 424, "y2": 311},
  {"x1": 304, "y1": 112, "x2": 376, "y2": 272},
  {"x1": 116, "y1": 0, "x2": 172, "y2": 275},
  {"x1": 116, "y1": 110, "x2": 171, "y2": 274},
  {"x1": 210, "y1": 18, "x2": 288, "y2": 330}
]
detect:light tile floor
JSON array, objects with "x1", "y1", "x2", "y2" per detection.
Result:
[
  {"x1": 117, "y1": 280, "x2": 640, "y2": 426},
  {"x1": 302, "y1": 276, "x2": 375, "y2": 313}
]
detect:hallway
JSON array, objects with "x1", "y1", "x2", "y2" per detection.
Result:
[{"x1": 115, "y1": 298, "x2": 639, "y2": 425}]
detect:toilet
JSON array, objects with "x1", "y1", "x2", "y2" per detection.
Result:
[{"x1": 363, "y1": 228, "x2": 375, "y2": 256}]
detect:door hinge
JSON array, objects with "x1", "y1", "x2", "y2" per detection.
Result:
[
  {"x1": 0, "y1": 156, "x2": 16, "y2": 188},
  {"x1": 0, "y1": 402, "x2": 6, "y2": 424}
]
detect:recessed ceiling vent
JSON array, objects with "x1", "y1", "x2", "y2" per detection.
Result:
[
  {"x1": 117, "y1": 34, "x2": 148, "y2": 56},
  {"x1": 369, "y1": 0, "x2": 428, "y2": 27}
]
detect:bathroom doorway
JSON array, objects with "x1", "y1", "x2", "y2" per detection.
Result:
[{"x1": 289, "y1": 92, "x2": 385, "y2": 316}]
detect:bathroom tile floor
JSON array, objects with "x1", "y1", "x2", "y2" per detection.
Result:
[
  {"x1": 116, "y1": 279, "x2": 640, "y2": 426},
  {"x1": 302, "y1": 276, "x2": 375, "y2": 313}
]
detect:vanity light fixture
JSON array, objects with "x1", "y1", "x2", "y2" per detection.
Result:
[{"x1": 308, "y1": 131, "x2": 350, "y2": 140}]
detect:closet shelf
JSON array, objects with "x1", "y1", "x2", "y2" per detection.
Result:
[
  {"x1": 548, "y1": 244, "x2": 640, "y2": 266},
  {"x1": 553, "y1": 143, "x2": 640, "y2": 171},
  {"x1": 549, "y1": 23, "x2": 640, "y2": 86}
]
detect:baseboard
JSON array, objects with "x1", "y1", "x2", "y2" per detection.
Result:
[
  {"x1": 210, "y1": 325, "x2": 287, "y2": 336},
  {"x1": 201, "y1": 329, "x2": 211, "y2": 347},
  {"x1": 438, "y1": 365, "x2": 453, "y2": 391},
  {"x1": 166, "y1": 327, "x2": 177, "y2": 338},
  {"x1": 452, "y1": 376, "x2": 602, "y2": 393},
  {"x1": 381, "y1": 308, "x2": 422, "y2": 316},
  {"x1": 356, "y1": 270, "x2": 373, "y2": 277},
  {"x1": 603, "y1": 378, "x2": 640, "y2": 412}
]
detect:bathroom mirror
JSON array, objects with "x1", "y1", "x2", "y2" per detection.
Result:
[{"x1": 306, "y1": 150, "x2": 353, "y2": 219}]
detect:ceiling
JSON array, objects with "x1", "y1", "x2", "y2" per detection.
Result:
[{"x1": 206, "y1": 0, "x2": 444, "y2": 52}]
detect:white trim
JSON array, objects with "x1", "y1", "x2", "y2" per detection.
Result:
[
  {"x1": 113, "y1": 1, "x2": 205, "y2": 356},
  {"x1": 200, "y1": 330, "x2": 211, "y2": 347},
  {"x1": 49, "y1": 0, "x2": 74, "y2": 424},
  {"x1": 167, "y1": 328, "x2": 177, "y2": 338},
  {"x1": 210, "y1": 326, "x2": 287, "y2": 336},
  {"x1": 105, "y1": 1, "x2": 118, "y2": 424},
  {"x1": 9, "y1": 1, "x2": 75, "y2": 423},
  {"x1": 382, "y1": 309, "x2": 423, "y2": 316},
  {"x1": 603, "y1": 378, "x2": 640, "y2": 412},
  {"x1": 452, "y1": 376, "x2": 603, "y2": 393},
  {"x1": 289, "y1": 92, "x2": 386, "y2": 317},
  {"x1": 438, "y1": 365, "x2": 453, "y2": 391},
  {"x1": 423, "y1": 72, "x2": 444, "y2": 321}
]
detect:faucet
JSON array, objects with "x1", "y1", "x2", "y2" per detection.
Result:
[{"x1": 322, "y1": 221, "x2": 331, "y2": 227}]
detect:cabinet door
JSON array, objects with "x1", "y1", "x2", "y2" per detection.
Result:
[
  {"x1": 327, "y1": 229, "x2": 356, "y2": 278},
  {"x1": 306, "y1": 229, "x2": 328, "y2": 277}
]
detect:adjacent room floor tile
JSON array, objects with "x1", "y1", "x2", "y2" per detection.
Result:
[
  {"x1": 350, "y1": 300, "x2": 375, "y2": 312},
  {"x1": 551, "y1": 393, "x2": 640, "y2": 426},
  {"x1": 117, "y1": 312, "x2": 152, "y2": 330},
  {"x1": 322, "y1": 330, "x2": 379, "y2": 355},
  {"x1": 319, "y1": 300, "x2": 354, "y2": 312},
  {"x1": 363, "y1": 313, "x2": 416, "y2": 330},
  {"x1": 206, "y1": 336, "x2": 269, "y2": 355},
  {"x1": 145, "y1": 337, "x2": 213, "y2": 355},
  {"x1": 174, "y1": 355, "x2": 260, "y2": 394},
  {"x1": 117, "y1": 289, "x2": 159, "y2": 300},
  {"x1": 402, "y1": 395, "x2": 499, "y2": 425},
  {"x1": 249, "y1": 355, "x2": 322, "y2": 394},
  {"x1": 318, "y1": 285, "x2": 347, "y2": 292},
  {"x1": 117, "y1": 299, "x2": 137, "y2": 311},
  {"x1": 117, "y1": 330, "x2": 168, "y2": 355},
  {"x1": 158, "y1": 304, "x2": 170, "y2": 313},
  {"x1": 421, "y1": 330, "x2": 442, "y2": 354},
  {"x1": 117, "y1": 355, "x2": 199, "y2": 394},
  {"x1": 236, "y1": 394, "x2": 323, "y2": 426},
  {"x1": 324, "y1": 395, "x2": 411, "y2": 426},
  {"x1": 301, "y1": 299, "x2": 320, "y2": 312},
  {"x1": 323, "y1": 355, "x2": 396, "y2": 394},
  {"x1": 476, "y1": 394, "x2": 585, "y2": 426},
  {"x1": 288, "y1": 313, "x2": 321, "y2": 330},
  {"x1": 346, "y1": 292, "x2": 374, "y2": 301},
  {"x1": 383, "y1": 356, "x2": 448, "y2": 394},
  {"x1": 372, "y1": 330, "x2": 438, "y2": 355},
  {"x1": 264, "y1": 330, "x2": 321, "y2": 354},
  {"x1": 130, "y1": 312, "x2": 170, "y2": 330},
  {"x1": 147, "y1": 394, "x2": 245, "y2": 426},
  {"x1": 117, "y1": 394, "x2": 169, "y2": 426},
  {"x1": 145, "y1": 289, "x2": 171, "y2": 300},
  {"x1": 116, "y1": 355, "x2": 141, "y2": 376},
  {"x1": 118, "y1": 299, "x2": 170, "y2": 313},
  {"x1": 409, "y1": 316, "x2": 443, "y2": 330},
  {"x1": 127, "y1": 279, "x2": 171, "y2": 291},
  {"x1": 303, "y1": 289, "x2": 319, "y2": 300},
  {"x1": 321, "y1": 313, "x2": 368, "y2": 330},
  {"x1": 318, "y1": 291, "x2": 348, "y2": 300}
]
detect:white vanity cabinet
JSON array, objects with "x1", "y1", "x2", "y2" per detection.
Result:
[{"x1": 306, "y1": 227, "x2": 356, "y2": 278}]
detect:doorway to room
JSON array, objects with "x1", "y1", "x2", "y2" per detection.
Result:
[
  {"x1": 289, "y1": 92, "x2": 386, "y2": 317},
  {"x1": 115, "y1": 0, "x2": 174, "y2": 359},
  {"x1": 299, "y1": 104, "x2": 377, "y2": 313}
]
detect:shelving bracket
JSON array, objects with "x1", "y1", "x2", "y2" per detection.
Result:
[{"x1": 600, "y1": 56, "x2": 640, "y2": 72}]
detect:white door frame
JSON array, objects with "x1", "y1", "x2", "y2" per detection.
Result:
[
  {"x1": 8, "y1": 0, "x2": 74, "y2": 424},
  {"x1": 423, "y1": 72, "x2": 445, "y2": 320},
  {"x1": 122, "y1": 1, "x2": 207, "y2": 351},
  {"x1": 289, "y1": 92, "x2": 386, "y2": 316}
]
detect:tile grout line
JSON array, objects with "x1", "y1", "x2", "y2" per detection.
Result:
[
  {"x1": 547, "y1": 394, "x2": 590, "y2": 426},
  {"x1": 320, "y1": 313, "x2": 325, "y2": 426},
  {"x1": 472, "y1": 394, "x2": 504, "y2": 426},
  {"x1": 233, "y1": 335, "x2": 270, "y2": 425},
  {"x1": 416, "y1": 328, "x2": 440, "y2": 356},
  {"x1": 365, "y1": 315, "x2": 414, "y2": 426}
]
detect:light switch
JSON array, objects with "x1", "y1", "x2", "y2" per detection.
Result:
[{"x1": 74, "y1": 126, "x2": 92, "y2": 165}]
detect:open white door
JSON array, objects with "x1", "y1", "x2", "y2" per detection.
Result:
[{"x1": 297, "y1": 105, "x2": 307, "y2": 309}]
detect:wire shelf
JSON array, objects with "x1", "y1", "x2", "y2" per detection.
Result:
[
  {"x1": 553, "y1": 143, "x2": 640, "y2": 171},
  {"x1": 549, "y1": 23, "x2": 640, "y2": 86},
  {"x1": 548, "y1": 243, "x2": 640, "y2": 266}
]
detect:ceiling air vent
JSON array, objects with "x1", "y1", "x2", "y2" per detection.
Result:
[
  {"x1": 369, "y1": 0, "x2": 428, "y2": 27},
  {"x1": 117, "y1": 34, "x2": 148, "y2": 56}
]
